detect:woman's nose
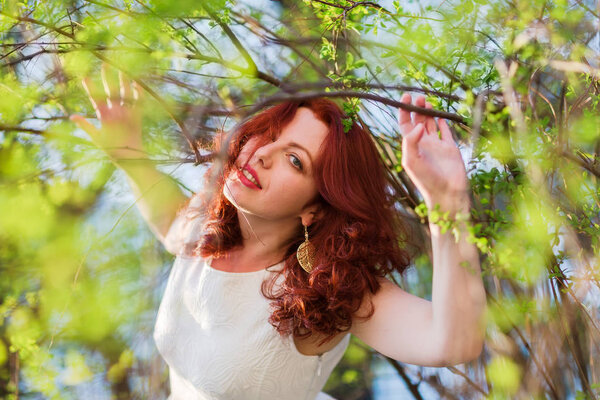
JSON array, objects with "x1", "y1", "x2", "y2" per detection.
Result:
[{"x1": 253, "y1": 142, "x2": 273, "y2": 169}]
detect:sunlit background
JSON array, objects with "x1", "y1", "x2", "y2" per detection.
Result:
[{"x1": 1, "y1": 0, "x2": 599, "y2": 398}]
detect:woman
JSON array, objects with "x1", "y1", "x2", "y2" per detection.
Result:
[{"x1": 71, "y1": 65, "x2": 486, "y2": 400}]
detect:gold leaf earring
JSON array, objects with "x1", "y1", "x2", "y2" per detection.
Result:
[{"x1": 297, "y1": 225, "x2": 315, "y2": 273}]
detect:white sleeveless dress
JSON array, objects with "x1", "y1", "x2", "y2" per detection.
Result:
[{"x1": 153, "y1": 203, "x2": 350, "y2": 400}]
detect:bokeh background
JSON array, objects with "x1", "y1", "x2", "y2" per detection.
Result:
[{"x1": 0, "y1": 0, "x2": 599, "y2": 398}]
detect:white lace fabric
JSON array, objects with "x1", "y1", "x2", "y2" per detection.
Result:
[{"x1": 153, "y1": 203, "x2": 350, "y2": 400}]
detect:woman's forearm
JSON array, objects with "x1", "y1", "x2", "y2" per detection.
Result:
[
  {"x1": 429, "y1": 195, "x2": 487, "y2": 365},
  {"x1": 114, "y1": 155, "x2": 188, "y2": 241}
]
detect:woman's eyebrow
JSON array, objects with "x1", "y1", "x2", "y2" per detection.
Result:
[{"x1": 287, "y1": 142, "x2": 313, "y2": 164}]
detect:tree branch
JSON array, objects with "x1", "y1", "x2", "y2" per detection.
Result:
[
  {"x1": 0, "y1": 124, "x2": 46, "y2": 135},
  {"x1": 242, "y1": 90, "x2": 466, "y2": 123},
  {"x1": 384, "y1": 357, "x2": 425, "y2": 400}
]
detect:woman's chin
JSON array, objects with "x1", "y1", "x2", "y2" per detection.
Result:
[
  {"x1": 223, "y1": 181, "x2": 253, "y2": 212},
  {"x1": 223, "y1": 182, "x2": 241, "y2": 207}
]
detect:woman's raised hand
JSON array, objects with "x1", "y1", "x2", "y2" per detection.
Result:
[
  {"x1": 398, "y1": 94, "x2": 469, "y2": 214},
  {"x1": 70, "y1": 63, "x2": 144, "y2": 161}
]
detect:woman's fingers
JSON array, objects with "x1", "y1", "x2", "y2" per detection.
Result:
[
  {"x1": 424, "y1": 102, "x2": 437, "y2": 135},
  {"x1": 81, "y1": 77, "x2": 102, "y2": 119},
  {"x1": 101, "y1": 63, "x2": 117, "y2": 109},
  {"x1": 119, "y1": 70, "x2": 132, "y2": 107},
  {"x1": 413, "y1": 96, "x2": 427, "y2": 128},
  {"x1": 131, "y1": 80, "x2": 141, "y2": 102},
  {"x1": 398, "y1": 93, "x2": 413, "y2": 135},
  {"x1": 439, "y1": 119, "x2": 453, "y2": 142},
  {"x1": 82, "y1": 63, "x2": 138, "y2": 114},
  {"x1": 401, "y1": 122, "x2": 426, "y2": 169},
  {"x1": 399, "y1": 94, "x2": 437, "y2": 137},
  {"x1": 398, "y1": 93, "x2": 446, "y2": 141}
]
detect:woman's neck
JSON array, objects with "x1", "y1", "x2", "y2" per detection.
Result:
[{"x1": 230, "y1": 210, "x2": 300, "y2": 267}]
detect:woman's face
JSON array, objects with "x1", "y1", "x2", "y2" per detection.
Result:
[{"x1": 223, "y1": 107, "x2": 329, "y2": 224}]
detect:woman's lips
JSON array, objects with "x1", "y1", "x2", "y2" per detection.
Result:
[
  {"x1": 237, "y1": 165, "x2": 262, "y2": 189},
  {"x1": 243, "y1": 164, "x2": 261, "y2": 186}
]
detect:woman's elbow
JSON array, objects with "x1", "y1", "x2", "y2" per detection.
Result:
[
  {"x1": 436, "y1": 335, "x2": 484, "y2": 367},
  {"x1": 435, "y1": 336, "x2": 484, "y2": 367},
  {"x1": 460, "y1": 338, "x2": 484, "y2": 364}
]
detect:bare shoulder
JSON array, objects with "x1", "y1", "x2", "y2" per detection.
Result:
[{"x1": 352, "y1": 277, "x2": 414, "y2": 317}]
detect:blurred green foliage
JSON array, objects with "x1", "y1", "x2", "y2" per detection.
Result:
[{"x1": 1, "y1": 0, "x2": 599, "y2": 398}]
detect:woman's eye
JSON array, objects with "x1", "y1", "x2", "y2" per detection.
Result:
[{"x1": 288, "y1": 154, "x2": 303, "y2": 170}]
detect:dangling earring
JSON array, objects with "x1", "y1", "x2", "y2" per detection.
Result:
[{"x1": 297, "y1": 225, "x2": 315, "y2": 273}]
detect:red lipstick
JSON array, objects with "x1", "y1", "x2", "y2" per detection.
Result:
[{"x1": 237, "y1": 164, "x2": 262, "y2": 189}]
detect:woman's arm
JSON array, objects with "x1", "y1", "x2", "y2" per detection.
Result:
[
  {"x1": 350, "y1": 94, "x2": 486, "y2": 367},
  {"x1": 350, "y1": 210, "x2": 485, "y2": 367},
  {"x1": 71, "y1": 64, "x2": 188, "y2": 248},
  {"x1": 428, "y1": 194, "x2": 485, "y2": 365},
  {"x1": 112, "y1": 158, "x2": 189, "y2": 246}
]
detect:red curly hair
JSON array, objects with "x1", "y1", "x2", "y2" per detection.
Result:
[{"x1": 195, "y1": 98, "x2": 412, "y2": 344}]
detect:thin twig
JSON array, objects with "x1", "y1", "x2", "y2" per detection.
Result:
[{"x1": 384, "y1": 357, "x2": 425, "y2": 400}]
